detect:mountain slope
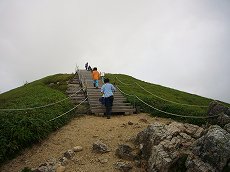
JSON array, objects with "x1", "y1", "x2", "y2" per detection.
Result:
[
  {"x1": 0, "y1": 72, "x2": 229, "y2": 166},
  {"x1": 106, "y1": 74, "x2": 229, "y2": 124},
  {"x1": 0, "y1": 74, "x2": 74, "y2": 164}
]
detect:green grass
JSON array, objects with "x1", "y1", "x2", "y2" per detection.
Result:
[
  {"x1": 106, "y1": 74, "x2": 229, "y2": 125},
  {"x1": 0, "y1": 72, "x2": 229, "y2": 166},
  {"x1": 0, "y1": 73, "x2": 74, "y2": 164}
]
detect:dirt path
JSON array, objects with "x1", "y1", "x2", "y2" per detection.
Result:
[{"x1": 0, "y1": 113, "x2": 172, "y2": 172}]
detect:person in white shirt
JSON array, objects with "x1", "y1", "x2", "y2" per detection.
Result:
[{"x1": 100, "y1": 72, "x2": 105, "y2": 83}]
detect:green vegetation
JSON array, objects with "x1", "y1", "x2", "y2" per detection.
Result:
[
  {"x1": 106, "y1": 74, "x2": 228, "y2": 125},
  {"x1": 0, "y1": 72, "x2": 229, "y2": 166},
  {"x1": 0, "y1": 74, "x2": 74, "y2": 164}
]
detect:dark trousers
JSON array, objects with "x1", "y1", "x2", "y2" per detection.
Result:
[{"x1": 104, "y1": 96, "x2": 114, "y2": 117}]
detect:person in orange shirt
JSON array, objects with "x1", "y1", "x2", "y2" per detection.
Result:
[{"x1": 92, "y1": 67, "x2": 100, "y2": 88}]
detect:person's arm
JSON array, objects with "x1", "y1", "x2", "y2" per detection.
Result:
[
  {"x1": 101, "y1": 85, "x2": 104, "y2": 95},
  {"x1": 98, "y1": 71, "x2": 101, "y2": 79},
  {"x1": 111, "y1": 84, "x2": 116, "y2": 92}
]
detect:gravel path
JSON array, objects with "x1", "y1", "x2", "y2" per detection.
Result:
[{"x1": 0, "y1": 113, "x2": 172, "y2": 172}]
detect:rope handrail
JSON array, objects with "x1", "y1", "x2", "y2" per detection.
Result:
[
  {"x1": 48, "y1": 97, "x2": 88, "y2": 122},
  {"x1": 135, "y1": 82, "x2": 208, "y2": 107},
  {"x1": 116, "y1": 86, "x2": 219, "y2": 119},
  {"x1": 115, "y1": 76, "x2": 209, "y2": 108},
  {"x1": 116, "y1": 86, "x2": 135, "y2": 97},
  {"x1": 0, "y1": 89, "x2": 83, "y2": 111},
  {"x1": 115, "y1": 77, "x2": 133, "y2": 86}
]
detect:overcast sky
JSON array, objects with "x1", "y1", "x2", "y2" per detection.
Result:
[{"x1": 0, "y1": 0, "x2": 230, "y2": 103}]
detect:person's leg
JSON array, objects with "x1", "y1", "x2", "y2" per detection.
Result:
[
  {"x1": 106, "y1": 96, "x2": 114, "y2": 119},
  {"x1": 93, "y1": 80, "x2": 96, "y2": 87},
  {"x1": 106, "y1": 105, "x2": 112, "y2": 119},
  {"x1": 95, "y1": 80, "x2": 99, "y2": 88}
]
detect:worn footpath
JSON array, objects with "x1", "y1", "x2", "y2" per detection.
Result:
[{"x1": 0, "y1": 113, "x2": 172, "y2": 172}]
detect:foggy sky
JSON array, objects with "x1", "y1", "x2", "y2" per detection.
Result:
[{"x1": 0, "y1": 0, "x2": 230, "y2": 103}]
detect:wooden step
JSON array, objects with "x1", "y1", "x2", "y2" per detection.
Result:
[
  {"x1": 87, "y1": 92, "x2": 123, "y2": 96},
  {"x1": 90, "y1": 105, "x2": 133, "y2": 110},
  {"x1": 66, "y1": 91, "x2": 84, "y2": 94},
  {"x1": 87, "y1": 95, "x2": 124, "y2": 99},
  {"x1": 89, "y1": 102, "x2": 132, "y2": 106},
  {"x1": 91, "y1": 108, "x2": 135, "y2": 114},
  {"x1": 70, "y1": 98, "x2": 86, "y2": 101},
  {"x1": 77, "y1": 69, "x2": 135, "y2": 115}
]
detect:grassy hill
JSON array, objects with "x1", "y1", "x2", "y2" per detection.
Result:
[
  {"x1": 0, "y1": 72, "x2": 229, "y2": 165},
  {"x1": 0, "y1": 74, "x2": 74, "y2": 164},
  {"x1": 106, "y1": 74, "x2": 229, "y2": 124}
]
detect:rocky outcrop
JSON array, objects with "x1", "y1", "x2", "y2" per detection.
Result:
[
  {"x1": 187, "y1": 125, "x2": 230, "y2": 172},
  {"x1": 207, "y1": 101, "x2": 229, "y2": 117},
  {"x1": 135, "y1": 122, "x2": 230, "y2": 172},
  {"x1": 224, "y1": 123, "x2": 230, "y2": 133},
  {"x1": 115, "y1": 144, "x2": 135, "y2": 160},
  {"x1": 207, "y1": 101, "x2": 230, "y2": 126}
]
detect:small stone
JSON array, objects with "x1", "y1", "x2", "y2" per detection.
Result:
[
  {"x1": 121, "y1": 123, "x2": 127, "y2": 128},
  {"x1": 49, "y1": 83, "x2": 55, "y2": 86},
  {"x1": 59, "y1": 157, "x2": 68, "y2": 166},
  {"x1": 56, "y1": 165, "x2": 65, "y2": 172},
  {"x1": 36, "y1": 166, "x2": 49, "y2": 172},
  {"x1": 114, "y1": 161, "x2": 133, "y2": 172},
  {"x1": 92, "y1": 141, "x2": 110, "y2": 153},
  {"x1": 63, "y1": 149, "x2": 75, "y2": 159},
  {"x1": 133, "y1": 124, "x2": 141, "y2": 129},
  {"x1": 128, "y1": 121, "x2": 133, "y2": 125},
  {"x1": 139, "y1": 118, "x2": 149, "y2": 123},
  {"x1": 98, "y1": 158, "x2": 108, "y2": 164},
  {"x1": 73, "y1": 146, "x2": 83, "y2": 152},
  {"x1": 93, "y1": 135, "x2": 99, "y2": 138}
]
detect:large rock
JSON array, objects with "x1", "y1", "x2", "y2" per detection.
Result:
[
  {"x1": 188, "y1": 125, "x2": 230, "y2": 171},
  {"x1": 207, "y1": 101, "x2": 230, "y2": 127},
  {"x1": 207, "y1": 101, "x2": 229, "y2": 118},
  {"x1": 217, "y1": 113, "x2": 230, "y2": 126},
  {"x1": 135, "y1": 122, "x2": 168, "y2": 159},
  {"x1": 185, "y1": 154, "x2": 215, "y2": 172},
  {"x1": 135, "y1": 122, "x2": 201, "y2": 171},
  {"x1": 135, "y1": 121, "x2": 230, "y2": 171},
  {"x1": 115, "y1": 144, "x2": 135, "y2": 160},
  {"x1": 224, "y1": 123, "x2": 230, "y2": 133}
]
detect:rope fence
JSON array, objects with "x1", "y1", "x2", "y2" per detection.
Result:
[
  {"x1": 0, "y1": 88, "x2": 83, "y2": 111},
  {"x1": 48, "y1": 97, "x2": 88, "y2": 122},
  {"x1": 115, "y1": 76, "x2": 209, "y2": 108},
  {"x1": 116, "y1": 86, "x2": 219, "y2": 119}
]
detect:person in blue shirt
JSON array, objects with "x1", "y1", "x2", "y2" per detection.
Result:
[{"x1": 101, "y1": 78, "x2": 116, "y2": 119}]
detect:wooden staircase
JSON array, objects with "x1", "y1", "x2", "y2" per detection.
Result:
[
  {"x1": 78, "y1": 69, "x2": 135, "y2": 115},
  {"x1": 66, "y1": 73, "x2": 89, "y2": 113}
]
